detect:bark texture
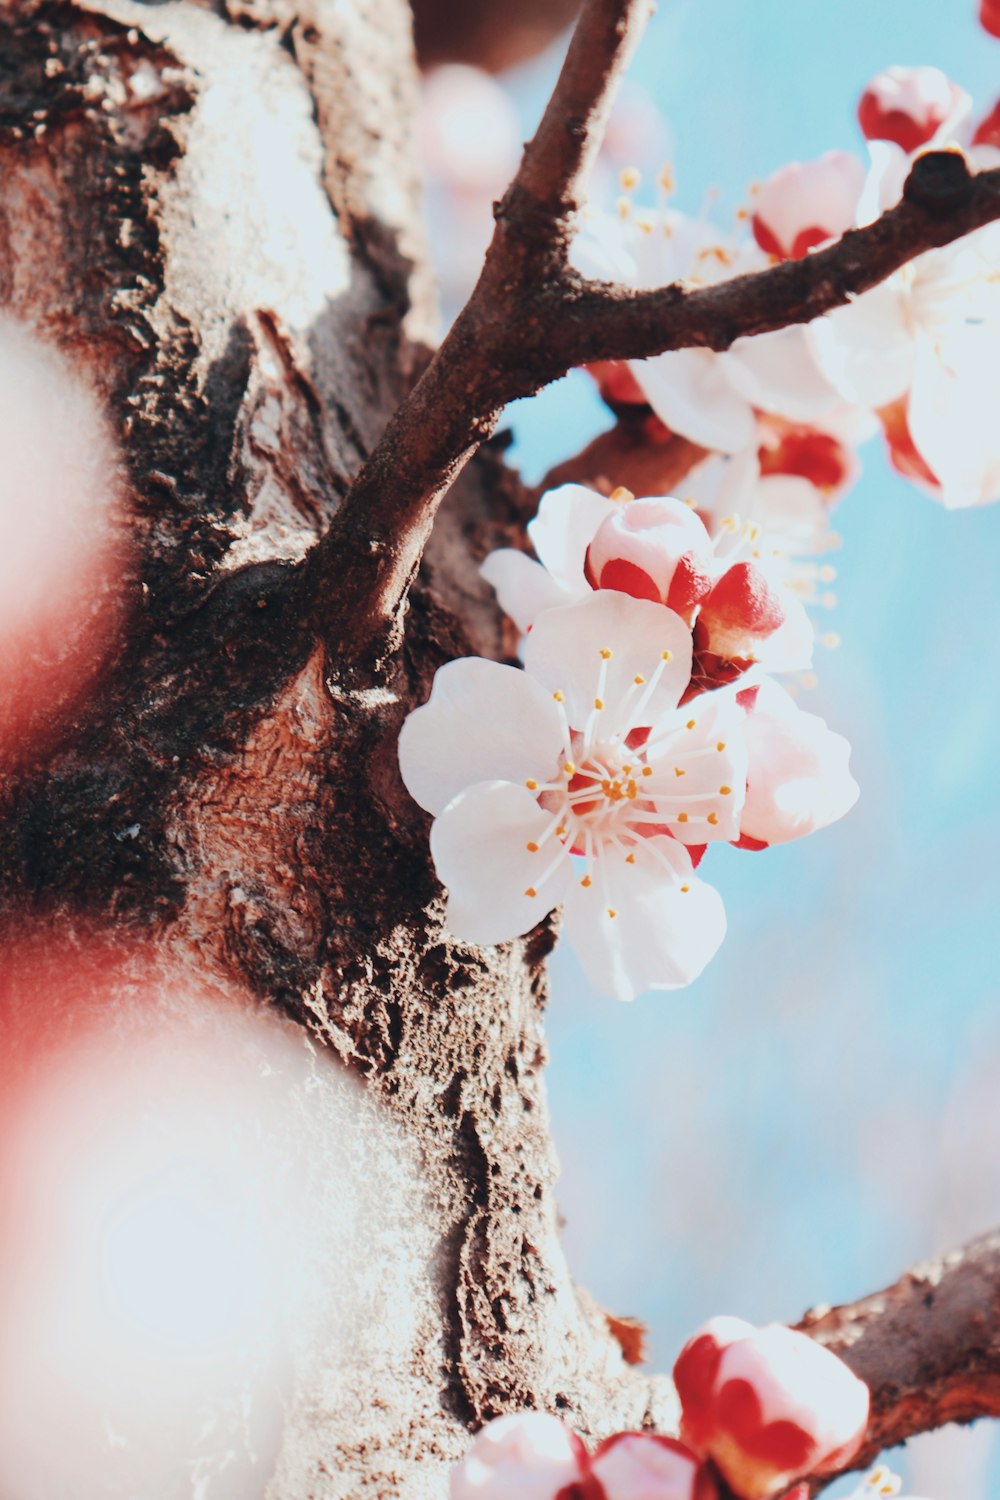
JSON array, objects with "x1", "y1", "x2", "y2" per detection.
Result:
[{"x1": 0, "y1": 4, "x2": 671, "y2": 1496}]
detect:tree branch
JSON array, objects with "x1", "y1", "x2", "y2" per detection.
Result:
[
  {"x1": 306, "y1": 5, "x2": 1000, "y2": 673},
  {"x1": 799, "y1": 1228, "x2": 1000, "y2": 1482}
]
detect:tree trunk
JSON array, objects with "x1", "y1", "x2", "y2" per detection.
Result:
[{"x1": 0, "y1": 4, "x2": 670, "y2": 1494}]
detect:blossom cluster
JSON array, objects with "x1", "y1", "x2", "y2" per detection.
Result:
[
  {"x1": 399, "y1": 482, "x2": 858, "y2": 999},
  {"x1": 576, "y1": 61, "x2": 1000, "y2": 520},
  {"x1": 450, "y1": 1315, "x2": 881, "y2": 1500}
]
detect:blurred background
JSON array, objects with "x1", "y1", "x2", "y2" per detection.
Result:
[{"x1": 415, "y1": 2, "x2": 1000, "y2": 1494}]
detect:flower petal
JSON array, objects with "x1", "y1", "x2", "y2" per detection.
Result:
[
  {"x1": 523, "y1": 591, "x2": 693, "y2": 732},
  {"x1": 398, "y1": 658, "x2": 566, "y2": 815},
  {"x1": 528, "y1": 484, "x2": 619, "y2": 593},
  {"x1": 740, "y1": 678, "x2": 859, "y2": 845},
  {"x1": 724, "y1": 326, "x2": 841, "y2": 424},
  {"x1": 811, "y1": 279, "x2": 914, "y2": 407},
  {"x1": 480, "y1": 548, "x2": 572, "y2": 633},
  {"x1": 644, "y1": 692, "x2": 748, "y2": 844},
  {"x1": 563, "y1": 840, "x2": 726, "y2": 1000},
  {"x1": 632, "y1": 348, "x2": 757, "y2": 454},
  {"x1": 431, "y1": 781, "x2": 573, "y2": 945}
]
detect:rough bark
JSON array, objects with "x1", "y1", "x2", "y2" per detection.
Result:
[{"x1": 0, "y1": 4, "x2": 671, "y2": 1496}]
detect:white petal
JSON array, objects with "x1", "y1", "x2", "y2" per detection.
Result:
[
  {"x1": 527, "y1": 484, "x2": 618, "y2": 593},
  {"x1": 398, "y1": 658, "x2": 565, "y2": 815},
  {"x1": 431, "y1": 782, "x2": 573, "y2": 946},
  {"x1": 724, "y1": 325, "x2": 841, "y2": 424},
  {"x1": 749, "y1": 585, "x2": 815, "y2": 672},
  {"x1": 480, "y1": 549, "x2": 572, "y2": 633},
  {"x1": 907, "y1": 331, "x2": 1000, "y2": 508},
  {"x1": 741, "y1": 678, "x2": 859, "y2": 844},
  {"x1": 811, "y1": 280, "x2": 914, "y2": 407},
  {"x1": 631, "y1": 347, "x2": 757, "y2": 454},
  {"x1": 563, "y1": 840, "x2": 726, "y2": 1000},
  {"x1": 644, "y1": 692, "x2": 748, "y2": 844},
  {"x1": 523, "y1": 591, "x2": 693, "y2": 732}
]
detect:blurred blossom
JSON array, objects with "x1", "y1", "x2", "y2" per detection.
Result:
[
  {"x1": 0, "y1": 935, "x2": 428, "y2": 1500},
  {"x1": 0, "y1": 316, "x2": 125, "y2": 763}
]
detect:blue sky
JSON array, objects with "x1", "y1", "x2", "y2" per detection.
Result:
[{"x1": 501, "y1": 4, "x2": 1000, "y2": 1493}]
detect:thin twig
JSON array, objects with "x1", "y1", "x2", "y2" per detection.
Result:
[{"x1": 800, "y1": 1228, "x2": 1000, "y2": 1485}]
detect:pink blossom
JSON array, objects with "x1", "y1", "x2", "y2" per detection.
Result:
[
  {"x1": 752, "y1": 152, "x2": 866, "y2": 261},
  {"x1": 449, "y1": 1411, "x2": 589, "y2": 1500},
  {"x1": 737, "y1": 679, "x2": 859, "y2": 848},
  {"x1": 673, "y1": 1316, "x2": 869, "y2": 1500},
  {"x1": 481, "y1": 483, "x2": 815, "y2": 679},
  {"x1": 857, "y1": 67, "x2": 969, "y2": 155},
  {"x1": 591, "y1": 1433, "x2": 720, "y2": 1500},
  {"x1": 399, "y1": 590, "x2": 748, "y2": 1000}
]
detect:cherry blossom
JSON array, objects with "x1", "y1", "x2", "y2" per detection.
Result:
[
  {"x1": 736, "y1": 680, "x2": 859, "y2": 848},
  {"x1": 572, "y1": 207, "x2": 843, "y2": 453},
  {"x1": 449, "y1": 1411, "x2": 588, "y2": 1500},
  {"x1": 399, "y1": 590, "x2": 748, "y2": 1000},
  {"x1": 481, "y1": 482, "x2": 815, "y2": 679},
  {"x1": 752, "y1": 151, "x2": 866, "y2": 261},
  {"x1": 857, "y1": 66, "x2": 970, "y2": 154},
  {"x1": 673, "y1": 1315, "x2": 869, "y2": 1500}
]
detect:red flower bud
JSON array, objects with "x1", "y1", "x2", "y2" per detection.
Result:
[
  {"x1": 696, "y1": 564, "x2": 786, "y2": 661},
  {"x1": 673, "y1": 1317, "x2": 869, "y2": 1500},
  {"x1": 586, "y1": 497, "x2": 714, "y2": 613},
  {"x1": 857, "y1": 66, "x2": 966, "y2": 154},
  {"x1": 590, "y1": 1433, "x2": 720, "y2": 1500}
]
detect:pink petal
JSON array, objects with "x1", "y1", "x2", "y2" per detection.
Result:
[
  {"x1": 740, "y1": 679, "x2": 858, "y2": 845},
  {"x1": 480, "y1": 548, "x2": 572, "y2": 633},
  {"x1": 432, "y1": 782, "x2": 573, "y2": 946},
  {"x1": 399, "y1": 657, "x2": 566, "y2": 815},
  {"x1": 562, "y1": 841, "x2": 726, "y2": 1000},
  {"x1": 591, "y1": 1433, "x2": 718, "y2": 1500},
  {"x1": 450, "y1": 1411, "x2": 588, "y2": 1500},
  {"x1": 528, "y1": 484, "x2": 620, "y2": 594},
  {"x1": 632, "y1": 348, "x2": 757, "y2": 454},
  {"x1": 523, "y1": 591, "x2": 694, "y2": 734}
]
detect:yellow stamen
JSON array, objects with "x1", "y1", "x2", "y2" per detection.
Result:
[
  {"x1": 580, "y1": 875, "x2": 592, "y2": 888},
  {"x1": 525, "y1": 778, "x2": 538, "y2": 791},
  {"x1": 633, "y1": 673, "x2": 646, "y2": 685},
  {"x1": 563, "y1": 761, "x2": 576, "y2": 775},
  {"x1": 661, "y1": 649, "x2": 673, "y2": 663},
  {"x1": 552, "y1": 689, "x2": 565, "y2": 702},
  {"x1": 674, "y1": 767, "x2": 686, "y2": 777},
  {"x1": 599, "y1": 647, "x2": 613, "y2": 660},
  {"x1": 677, "y1": 812, "x2": 689, "y2": 824},
  {"x1": 607, "y1": 908, "x2": 617, "y2": 919},
  {"x1": 609, "y1": 486, "x2": 634, "y2": 504},
  {"x1": 686, "y1": 719, "x2": 696, "y2": 730},
  {"x1": 619, "y1": 165, "x2": 641, "y2": 191},
  {"x1": 642, "y1": 766, "x2": 653, "y2": 777},
  {"x1": 524, "y1": 886, "x2": 537, "y2": 898},
  {"x1": 716, "y1": 741, "x2": 726, "y2": 751},
  {"x1": 526, "y1": 841, "x2": 539, "y2": 853},
  {"x1": 680, "y1": 884, "x2": 690, "y2": 893},
  {"x1": 594, "y1": 697, "x2": 605, "y2": 710},
  {"x1": 625, "y1": 853, "x2": 635, "y2": 864},
  {"x1": 707, "y1": 811, "x2": 719, "y2": 826},
  {"x1": 719, "y1": 785, "x2": 732, "y2": 796}
]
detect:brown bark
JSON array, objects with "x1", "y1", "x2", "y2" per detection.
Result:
[{"x1": 0, "y1": 4, "x2": 670, "y2": 1496}]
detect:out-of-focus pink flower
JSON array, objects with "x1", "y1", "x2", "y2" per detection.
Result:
[
  {"x1": 857, "y1": 67, "x2": 969, "y2": 154},
  {"x1": 0, "y1": 316, "x2": 125, "y2": 763},
  {"x1": 591, "y1": 1432, "x2": 720, "y2": 1500},
  {"x1": 980, "y1": 0, "x2": 1000, "y2": 39},
  {"x1": 449, "y1": 1411, "x2": 589, "y2": 1500},
  {"x1": 752, "y1": 152, "x2": 866, "y2": 262},
  {"x1": 737, "y1": 679, "x2": 859, "y2": 848},
  {"x1": 973, "y1": 97, "x2": 1000, "y2": 149},
  {"x1": 673, "y1": 1315, "x2": 869, "y2": 1500}
]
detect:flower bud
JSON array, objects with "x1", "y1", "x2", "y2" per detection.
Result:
[
  {"x1": 450, "y1": 1412, "x2": 588, "y2": 1500},
  {"x1": 973, "y1": 98, "x2": 1000, "y2": 150},
  {"x1": 674, "y1": 1316, "x2": 869, "y2": 1500},
  {"x1": 586, "y1": 496, "x2": 714, "y2": 612},
  {"x1": 591, "y1": 1433, "x2": 720, "y2": 1500},
  {"x1": 857, "y1": 66, "x2": 967, "y2": 154},
  {"x1": 752, "y1": 153, "x2": 864, "y2": 261},
  {"x1": 695, "y1": 563, "x2": 786, "y2": 661}
]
